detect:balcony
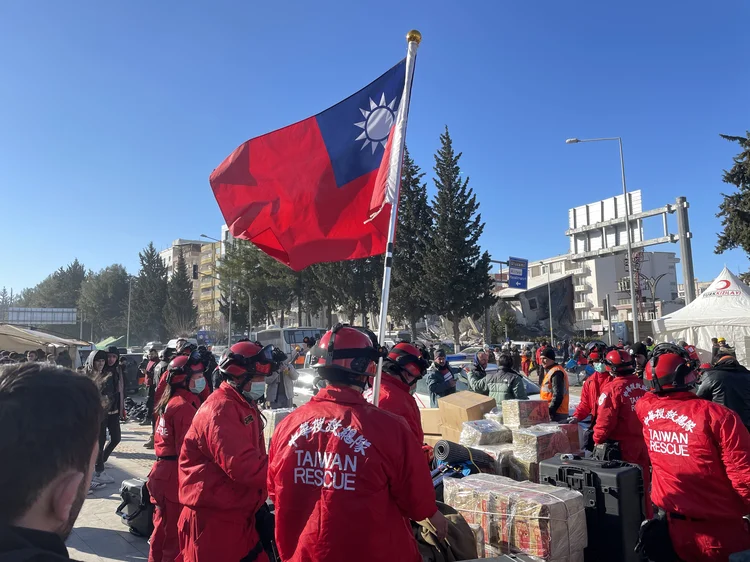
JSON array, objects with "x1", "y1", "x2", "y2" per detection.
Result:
[
  {"x1": 574, "y1": 283, "x2": 591, "y2": 293},
  {"x1": 574, "y1": 301, "x2": 592, "y2": 309}
]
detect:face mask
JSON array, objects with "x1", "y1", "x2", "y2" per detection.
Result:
[
  {"x1": 243, "y1": 390, "x2": 264, "y2": 401},
  {"x1": 594, "y1": 363, "x2": 607, "y2": 373},
  {"x1": 191, "y1": 377, "x2": 206, "y2": 394}
]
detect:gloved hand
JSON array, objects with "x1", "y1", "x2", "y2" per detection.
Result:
[
  {"x1": 428, "y1": 509, "x2": 449, "y2": 542},
  {"x1": 567, "y1": 416, "x2": 579, "y2": 424}
]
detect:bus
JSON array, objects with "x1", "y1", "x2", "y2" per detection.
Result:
[{"x1": 255, "y1": 327, "x2": 326, "y2": 366}]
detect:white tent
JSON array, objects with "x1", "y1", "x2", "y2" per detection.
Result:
[{"x1": 653, "y1": 267, "x2": 750, "y2": 364}]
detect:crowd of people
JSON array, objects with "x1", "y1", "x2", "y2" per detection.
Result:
[{"x1": 0, "y1": 328, "x2": 749, "y2": 562}]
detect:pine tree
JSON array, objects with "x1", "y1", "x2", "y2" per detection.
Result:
[
  {"x1": 390, "y1": 147, "x2": 432, "y2": 339},
  {"x1": 163, "y1": 250, "x2": 198, "y2": 336},
  {"x1": 78, "y1": 265, "x2": 130, "y2": 340},
  {"x1": 130, "y1": 242, "x2": 169, "y2": 343},
  {"x1": 716, "y1": 132, "x2": 750, "y2": 256},
  {"x1": 427, "y1": 127, "x2": 497, "y2": 348}
]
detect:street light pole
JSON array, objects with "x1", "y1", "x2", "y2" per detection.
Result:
[
  {"x1": 541, "y1": 261, "x2": 554, "y2": 343},
  {"x1": 566, "y1": 137, "x2": 640, "y2": 343},
  {"x1": 228, "y1": 279, "x2": 233, "y2": 347},
  {"x1": 126, "y1": 276, "x2": 133, "y2": 349}
]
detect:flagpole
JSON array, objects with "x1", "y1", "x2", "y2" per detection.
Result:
[{"x1": 372, "y1": 29, "x2": 421, "y2": 407}]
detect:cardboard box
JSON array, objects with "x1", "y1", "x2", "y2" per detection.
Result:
[
  {"x1": 501, "y1": 399, "x2": 551, "y2": 429},
  {"x1": 512, "y1": 427, "x2": 572, "y2": 463},
  {"x1": 438, "y1": 391, "x2": 496, "y2": 431},
  {"x1": 439, "y1": 424, "x2": 463, "y2": 443},
  {"x1": 420, "y1": 408, "x2": 442, "y2": 435},
  {"x1": 424, "y1": 434, "x2": 442, "y2": 447}
]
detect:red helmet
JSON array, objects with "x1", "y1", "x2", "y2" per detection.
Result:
[
  {"x1": 644, "y1": 343, "x2": 698, "y2": 391},
  {"x1": 585, "y1": 341, "x2": 607, "y2": 363},
  {"x1": 166, "y1": 353, "x2": 205, "y2": 386},
  {"x1": 312, "y1": 324, "x2": 383, "y2": 381},
  {"x1": 603, "y1": 349, "x2": 635, "y2": 375},
  {"x1": 218, "y1": 341, "x2": 275, "y2": 379},
  {"x1": 387, "y1": 342, "x2": 430, "y2": 379}
]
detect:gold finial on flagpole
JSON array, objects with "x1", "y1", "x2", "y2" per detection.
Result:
[{"x1": 406, "y1": 29, "x2": 422, "y2": 44}]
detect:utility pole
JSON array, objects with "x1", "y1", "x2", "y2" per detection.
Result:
[
  {"x1": 126, "y1": 277, "x2": 133, "y2": 348},
  {"x1": 227, "y1": 279, "x2": 234, "y2": 347},
  {"x1": 606, "y1": 295, "x2": 614, "y2": 346},
  {"x1": 675, "y1": 196, "x2": 696, "y2": 304}
]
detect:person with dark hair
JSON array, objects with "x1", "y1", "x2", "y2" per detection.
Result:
[
  {"x1": 539, "y1": 347, "x2": 570, "y2": 422},
  {"x1": 469, "y1": 352, "x2": 528, "y2": 402},
  {"x1": 145, "y1": 349, "x2": 175, "y2": 450},
  {"x1": 147, "y1": 354, "x2": 205, "y2": 562},
  {"x1": 178, "y1": 341, "x2": 276, "y2": 562},
  {"x1": 697, "y1": 354, "x2": 750, "y2": 431},
  {"x1": 0, "y1": 362, "x2": 103, "y2": 561},
  {"x1": 140, "y1": 348, "x2": 160, "y2": 428},
  {"x1": 426, "y1": 349, "x2": 459, "y2": 407},
  {"x1": 55, "y1": 348, "x2": 72, "y2": 369},
  {"x1": 92, "y1": 347, "x2": 125, "y2": 485},
  {"x1": 25, "y1": 350, "x2": 37, "y2": 363},
  {"x1": 630, "y1": 342, "x2": 648, "y2": 378},
  {"x1": 45, "y1": 354, "x2": 56, "y2": 364}
]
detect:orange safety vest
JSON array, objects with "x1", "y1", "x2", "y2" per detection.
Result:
[{"x1": 540, "y1": 365, "x2": 569, "y2": 415}]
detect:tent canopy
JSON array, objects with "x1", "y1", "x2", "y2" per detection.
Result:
[
  {"x1": 0, "y1": 324, "x2": 89, "y2": 354},
  {"x1": 653, "y1": 267, "x2": 750, "y2": 364}
]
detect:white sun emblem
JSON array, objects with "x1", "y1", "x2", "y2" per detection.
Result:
[{"x1": 354, "y1": 93, "x2": 398, "y2": 154}]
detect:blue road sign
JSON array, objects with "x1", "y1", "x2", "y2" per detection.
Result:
[{"x1": 507, "y1": 257, "x2": 528, "y2": 290}]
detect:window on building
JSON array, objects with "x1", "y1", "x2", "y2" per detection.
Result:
[{"x1": 551, "y1": 262, "x2": 562, "y2": 273}]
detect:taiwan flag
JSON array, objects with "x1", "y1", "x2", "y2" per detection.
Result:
[{"x1": 210, "y1": 60, "x2": 408, "y2": 271}]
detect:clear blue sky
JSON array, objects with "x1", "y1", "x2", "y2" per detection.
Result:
[{"x1": 2, "y1": 0, "x2": 748, "y2": 295}]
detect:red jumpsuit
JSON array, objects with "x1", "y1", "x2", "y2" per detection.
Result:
[
  {"x1": 636, "y1": 392, "x2": 750, "y2": 562},
  {"x1": 593, "y1": 375, "x2": 652, "y2": 518},
  {"x1": 572, "y1": 370, "x2": 611, "y2": 422},
  {"x1": 268, "y1": 386, "x2": 438, "y2": 562},
  {"x1": 147, "y1": 389, "x2": 200, "y2": 562},
  {"x1": 364, "y1": 375, "x2": 424, "y2": 444},
  {"x1": 177, "y1": 382, "x2": 268, "y2": 562}
]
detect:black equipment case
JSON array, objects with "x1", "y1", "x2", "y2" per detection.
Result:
[
  {"x1": 115, "y1": 478, "x2": 154, "y2": 538},
  {"x1": 539, "y1": 454, "x2": 644, "y2": 562}
]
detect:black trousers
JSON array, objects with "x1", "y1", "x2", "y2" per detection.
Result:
[
  {"x1": 96, "y1": 413, "x2": 121, "y2": 473},
  {"x1": 146, "y1": 383, "x2": 155, "y2": 429}
]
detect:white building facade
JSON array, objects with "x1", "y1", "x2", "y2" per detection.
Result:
[
  {"x1": 523, "y1": 251, "x2": 681, "y2": 333},
  {"x1": 159, "y1": 239, "x2": 204, "y2": 306}
]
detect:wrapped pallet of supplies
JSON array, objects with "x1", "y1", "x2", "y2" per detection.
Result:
[
  {"x1": 262, "y1": 408, "x2": 295, "y2": 448},
  {"x1": 443, "y1": 474, "x2": 587, "y2": 562},
  {"x1": 508, "y1": 455, "x2": 540, "y2": 483},
  {"x1": 460, "y1": 419, "x2": 513, "y2": 447},
  {"x1": 502, "y1": 400, "x2": 550, "y2": 429},
  {"x1": 473, "y1": 443, "x2": 515, "y2": 475},
  {"x1": 512, "y1": 427, "x2": 572, "y2": 463},
  {"x1": 484, "y1": 406, "x2": 503, "y2": 425},
  {"x1": 534, "y1": 423, "x2": 582, "y2": 452}
]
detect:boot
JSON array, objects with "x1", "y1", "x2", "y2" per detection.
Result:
[{"x1": 143, "y1": 435, "x2": 154, "y2": 449}]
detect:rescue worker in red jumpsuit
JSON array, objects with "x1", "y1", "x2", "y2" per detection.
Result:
[
  {"x1": 147, "y1": 354, "x2": 205, "y2": 562},
  {"x1": 568, "y1": 342, "x2": 610, "y2": 422},
  {"x1": 364, "y1": 341, "x2": 430, "y2": 444},
  {"x1": 178, "y1": 341, "x2": 276, "y2": 562},
  {"x1": 268, "y1": 324, "x2": 448, "y2": 562},
  {"x1": 592, "y1": 349, "x2": 652, "y2": 518},
  {"x1": 636, "y1": 343, "x2": 750, "y2": 562},
  {"x1": 154, "y1": 342, "x2": 208, "y2": 410}
]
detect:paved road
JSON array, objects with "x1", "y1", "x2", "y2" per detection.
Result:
[{"x1": 68, "y1": 421, "x2": 153, "y2": 561}]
